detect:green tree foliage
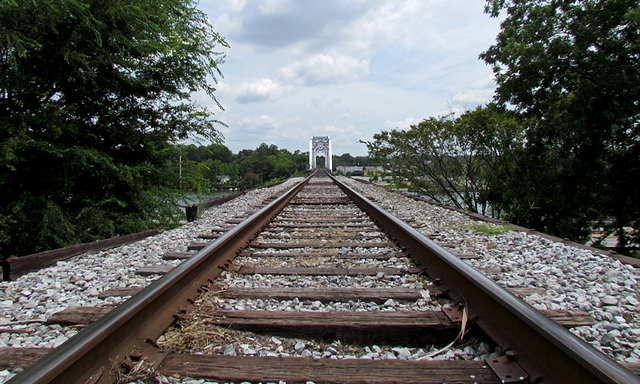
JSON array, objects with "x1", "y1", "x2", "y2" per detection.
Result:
[
  {"x1": 237, "y1": 143, "x2": 307, "y2": 185},
  {"x1": 363, "y1": 105, "x2": 523, "y2": 216},
  {"x1": 0, "y1": 0, "x2": 227, "y2": 257},
  {"x1": 177, "y1": 143, "x2": 309, "y2": 191},
  {"x1": 481, "y1": 0, "x2": 640, "y2": 246},
  {"x1": 332, "y1": 153, "x2": 375, "y2": 168}
]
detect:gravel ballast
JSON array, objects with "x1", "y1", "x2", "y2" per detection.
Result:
[
  {"x1": 338, "y1": 176, "x2": 640, "y2": 364},
  {"x1": 0, "y1": 179, "x2": 303, "y2": 383},
  {"x1": 1, "y1": 175, "x2": 639, "y2": 383}
]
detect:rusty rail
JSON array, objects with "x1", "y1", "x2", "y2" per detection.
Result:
[
  {"x1": 7, "y1": 173, "x2": 314, "y2": 384},
  {"x1": 7, "y1": 170, "x2": 640, "y2": 383},
  {"x1": 331, "y1": 173, "x2": 639, "y2": 384}
]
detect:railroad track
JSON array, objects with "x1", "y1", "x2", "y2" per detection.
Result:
[{"x1": 4, "y1": 170, "x2": 640, "y2": 383}]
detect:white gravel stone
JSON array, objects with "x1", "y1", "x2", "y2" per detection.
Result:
[
  {"x1": 339, "y1": 176, "x2": 640, "y2": 363},
  {"x1": 4, "y1": 174, "x2": 640, "y2": 382},
  {"x1": 0, "y1": 179, "x2": 302, "y2": 356}
]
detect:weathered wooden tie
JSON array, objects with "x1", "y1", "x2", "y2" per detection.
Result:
[
  {"x1": 216, "y1": 286, "x2": 424, "y2": 303},
  {"x1": 250, "y1": 241, "x2": 396, "y2": 249},
  {"x1": 232, "y1": 266, "x2": 421, "y2": 276},
  {"x1": 239, "y1": 251, "x2": 405, "y2": 259},
  {"x1": 157, "y1": 354, "x2": 502, "y2": 384}
]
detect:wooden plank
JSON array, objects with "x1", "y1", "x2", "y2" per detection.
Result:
[
  {"x1": 0, "y1": 348, "x2": 52, "y2": 370},
  {"x1": 240, "y1": 251, "x2": 404, "y2": 259},
  {"x1": 194, "y1": 309, "x2": 459, "y2": 345},
  {"x1": 188, "y1": 241, "x2": 212, "y2": 250},
  {"x1": 158, "y1": 354, "x2": 501, "y2": 384},
  {"x1": 272, "y1": 218, "x2": 371, "y2": 224},
  {"x1": 478, "y1": 267, "x2": 502, "y2": 276},
  {"x1": 278, "y1": 213, "x2": 366, "y2": 219},
  {"x1": 507, "y1": 287, "x2": 547, "y2": 297},
  {"x1": 273, "y1": 223, "x2": 371, "y2": 228},
  {"x1": 46, "y1": 306, "x2": 112, "y2": 325},
  {"x1": 200, "y1": 309, "x2": 454, "y2": 327},
  {"x1": 453, "y1": 253, "x2": 482, "y2": 260},
  {"x1": 267, "y1": 227, "x2": 380, "y2": 233},
  {"x1": 1, "y1": 230, "x2": 160, "y2": 281},
  {"x1": 233, "y1": 266, "x2": 422, "y2": 276},
  {"x1": 261, "y1": 233, "x2": 383, "y2": 240},
  {"x1": 162, "y1": 251, "x2": 195, "y2": 260},
  {"x1": 218, "y1": 287, "x2": 423, "y2": 303},
  {"x1": 252, "y1": 241, "x2": 395, "y2": 249},
  {"x1": 136, "y1": 265, "x2": 174, "y2": 276},
  {"x1": 540, "y1": 309, "x2": 597, "y2": 327},
  {"x1": 198, "y1": 306, "x2": 594, "y2": 329},
  {"x1": 290, "y1": 199, "x2": 350, "y2": 205},
  {"x1": 610, "y1": 253, "x2": 640, "y2": 268},
  {"x1": 197, "y1": 233, "x2": 222, "y2": 239},
  {"x1": 98, "y1": 287, "x2": 143, "y2": 299}
]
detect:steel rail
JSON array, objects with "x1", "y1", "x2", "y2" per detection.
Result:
[
  {"x1": 330, "y1": 174, "x2": 640, "y2": 384},
  {"x1": 7, "y1": 173, "x2": 315, "y2": 384}
]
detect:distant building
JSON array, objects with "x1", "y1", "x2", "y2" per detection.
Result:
[{"x1": 336, "y1": 166, "x2": 384, "y2": 175}]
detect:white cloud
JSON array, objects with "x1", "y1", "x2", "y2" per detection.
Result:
[
  {"x1": 222, "y1": 0, "x2": 247, "y2": 13},
  {"x1": 223, "y1": 114, "x2": 305, "y2": 152},
  {"x1": 383, "y1": 117, "x2": 421, "y2": 130},
  {"x1": 258, "y1": 0, "x2": 290, "y2": 14},
  {"x1": 279, "y1": 53, "x2": 371, "y2": 86},
  {"x1": 211, "y1": 0, "x2": 371, "y2": 51},
  {"x1": 452, "y1": 74, "x2": 497, "y2": 105},
  {"x1": 236, "y1": 115, "x2": 278, "y2": 132},
  {"x1": 198, "y1": 0, "x2": 503, "y2": 155},
  {"x1": 452, "y1": 89, "x2": 495, "y2": 105},
  {"x1": 345, "y1": 0, "x2": 495, "y2": 54},
  {"x1": 235, "y1": 78, "x2": 285, "y2": 103}
]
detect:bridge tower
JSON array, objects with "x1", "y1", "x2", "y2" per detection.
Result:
[{"x1": 309, "y1": 136, "x2": 332, "y2": 170}]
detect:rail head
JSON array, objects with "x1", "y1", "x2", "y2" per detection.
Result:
[
  {"x1": 329, "y1": 174, "x2": 640, "y2": 384},
  {"x1": 7, "y1": 173, "x2": 314, "y2": 384}
]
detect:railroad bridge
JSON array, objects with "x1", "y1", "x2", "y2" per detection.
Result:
[{"x1": 309, "y1": 136, "x2": 332, "y2": 170}]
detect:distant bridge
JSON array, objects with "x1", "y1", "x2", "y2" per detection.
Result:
[{"x1": 309, "y1": 136, "x2": 332, "y2": 170}]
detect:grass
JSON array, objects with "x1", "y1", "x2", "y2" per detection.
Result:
[{"x1": 469, "y1": 222, "x2": 513, "y2": 236}]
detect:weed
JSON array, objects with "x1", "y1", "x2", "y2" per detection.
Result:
[{"x1": 469, "y1": 222, "x2": 512, "y2": 236}]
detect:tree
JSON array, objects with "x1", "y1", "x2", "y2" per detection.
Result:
[
  {"x1": 334, "y1": 153, "x2": 355, "y2": 167},
  {"x1": 363, "y1": 106, "x2": 523, "y2": 216},
  {"x1": 0, "y1": 0, "x2": 228, "y2": 257},
  {"x1": 481, "y1": 0, "x2": 640, "y2": 246}
]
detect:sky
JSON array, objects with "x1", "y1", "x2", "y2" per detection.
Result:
[{"x1": 196, "y1": 0, "x2": 503, "y2": 156}]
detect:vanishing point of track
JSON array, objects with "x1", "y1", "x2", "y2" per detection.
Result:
[{"x1": 7, "y1": 170, "x2": 640, "y2": 383}]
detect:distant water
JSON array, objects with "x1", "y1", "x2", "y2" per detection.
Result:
[{"x1": 179, "y1": 191, "x2": 238, "y2": 207}]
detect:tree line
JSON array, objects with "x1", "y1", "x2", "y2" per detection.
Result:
[
  {"x1": 0, "y1": 0, "x2": 227, "y2": 258},
  {"x1": 178, "y1": 142, "x2": 373, "y2": 191},
  {"x1": 365, "y1": 0, "x2": 640, "y2": 253},
  {"x1": 178, "y1": 143, "x2": 308, "y2": 191}
]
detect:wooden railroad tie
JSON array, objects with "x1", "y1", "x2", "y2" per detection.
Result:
[
  {"x1": 157, "y1": 355, "x2": 501, "y2": 384},
  {"x1": 2, "y1": 347, "x2": 639, "y2": 381},
  {"x1": 250, "y1": 241, "x2": 397, "y2": 249},
  {"x1": 97, "y1": 285, "x2": 548, "y2": 301},
  {"x1": 43, "y1": 303, "x2": 596, "y2": 330},
  {"x1": 239, "y1": 251, "x2": 406, "y2": 259},
  {"x1": 231, "y1": 266, "x2": 423, "y2": 276},
  {"x1": 271, "y1": 218, "x2": 373, "y2": 224}
]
